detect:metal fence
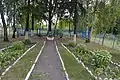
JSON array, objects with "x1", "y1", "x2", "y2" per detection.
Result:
[{"x1": 92, "y1": 34, "x2": 120, "y2": 50}]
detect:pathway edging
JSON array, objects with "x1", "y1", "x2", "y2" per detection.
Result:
[
  {"x1": 55, "y1": 42, "x2": 70, "y2": 80},
  {"x1": 0, "y1": 44, "x2": 37, "y2": 79},
  {"x1": 0, "y1": 46, "x2": 12, "y2": 52},
  {"x1": 24, "y1": 41, "x2": 46, "y2": 80},
  {"x1": 61, "y1": 43, "x2": 97, "y2": 79}
]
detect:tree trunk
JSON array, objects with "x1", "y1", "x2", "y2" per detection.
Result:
[
  {"x1": 12, "y1": 2, "x2": 16, "y2": 38},
  {"x1": 25, "y1": 0, "x2": 30, "y2": 40},
  {"x1": 69, "y1": 20, "x2": 71, "y2": 37},
  {"x1": 0, "y1": 1, "x2": 9, "y2": 41},
  {"x1": 112, "y1": 35, "x2": 116, "y2": 48},
  {"x1": 54, "y1": 16, "x2": 58, "y2": 36},
  {"x1": 86, "y1": 27, "x2": 92, "y2": 43},
  {"x1": 102, "y1": 33, "x2": 106, "y2": 45},
  {"x1": 31, "y1": 13, "x2": 34, "y2": 36},
  {"x1": 31, "y1": 0, "x2": 34, "y2": 36},
  {"x1": 12, "y1": 27, "x2": 16, "y2": 38},
  {"x1": 73, "y1": 1, "x2": 77, "y2": 42},
  {"x1": 48, "y1": 0, "x2": 52, "y2": 34},
  {"x1": 94, "y1": 34, "x2": 97, "y2": 43},
  {"x1": 1, "y1": 13, "x2": 9, "y2": 41},
  {"x1": 25, "y1": 12, "x2": 29, "y2": 40}
]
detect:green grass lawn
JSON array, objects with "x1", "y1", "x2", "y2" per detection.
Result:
[
  {"x1": 1, "y1": 40, "x2": 44, "y2": 80},
  {"x1": 75, "y1": 38, "x2": 120, "y2": 63},
  {"x1": 0, "y1": 37, "x2": 26, "y2": 49},
  {"x1": 58, "y1": 43, "x2": 94, "y2": 80},
  {"x1": 58, "y1": 36, "x2": 120, "y2": 63},
  {"x1": 92, "y1": 36, "x2": 120, "y2": 50}
]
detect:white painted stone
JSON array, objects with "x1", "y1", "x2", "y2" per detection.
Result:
[
  {"x1": 73, "y1": 34, "x2": 76, "y2": 42},
  {"x1": 25, "y1": 31, "x2": 29, "y2": 40},
  {"x1": 46, "y1": 37, "x2": 54, "y2": 40}
]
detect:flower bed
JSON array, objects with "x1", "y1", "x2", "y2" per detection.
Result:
[
  {"x1": 0, "y1": 41, "x2": 34, "y2": 76},
  {"x1": 63, "y1": 41, "x2": 120, "y2": 80}
]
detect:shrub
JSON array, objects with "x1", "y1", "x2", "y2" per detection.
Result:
[
  {"x1": 0, "y1": 42, "x2": 25, "y2": 69},
  {"x1": 74, "y1": 43, "x2": 87, "y2": 53},
  {"x1": 12, "y1": 41, "x2": 25, "y2": 50},
  {"x1": 23, "y1": 39, "x2": 31, "y2": 45},
  {"x1": 93, "y1": 50, "x2": 112, "y2": 69},
  {"x1": 67, "y1": 41, "x2": 77, "y2": 47}
]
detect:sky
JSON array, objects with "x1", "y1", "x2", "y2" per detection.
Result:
[{"x1": 0, "y1": 11, "x2": 70, "y2": 26}]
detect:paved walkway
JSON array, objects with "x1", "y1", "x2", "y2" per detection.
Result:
[{"x1": 29, "y1": 40, "x2": 66, "y2": 80}]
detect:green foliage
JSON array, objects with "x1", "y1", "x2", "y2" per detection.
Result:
[
  {"x1": 47, "y1": 31, "x2": 53, "y2": 37},
  {"x1": 12, "y1": 41, "x2": 25, "y2": 50},
  {"x1": 74, "y1": 43, "x2": 87, "y2": 53},
  {"x1": 23, "y1": 39, "x2": 31, "y2": 45},
  {"x1": 93, "y1": 50, "x2": 112, "y2": 69},
  {"x1": 58, "y1": 18, "x2": 73, "y2": 30},
  {"x1": 67, "y1": 41, "x2": 77, "y2": 48},
  {"x1": 65, "y1": 42, "x2": 120, "y2": 79},
  {"x1": 0, "y1": 41, "x2": 26, "y2": 70}
]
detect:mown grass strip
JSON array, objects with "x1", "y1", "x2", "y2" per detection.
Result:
[
  {"x1": 55, "y1": 42, "x2": 70, "y2": 80},
  {"x1": 58, "y1": 43, "x2": 94, "y2": 80},
  {"x1": 24, "y1": 41, "x2": 46, "y2": 80},
  {"x1": 1, "y1": 41, "x2": 44, "y2": 80}
]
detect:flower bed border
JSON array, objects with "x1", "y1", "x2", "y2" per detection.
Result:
[
  {"x1": 61, "y1": 43, "x2": 97, "y2": 79},
  {"x1": 62, "y1": 43, "x2": 120, "y2": 80},
  {"x1": 0, "y1": 46, "x2": 12, "y2": 52},
  {"x1": 55, "y1": 42, "x2": 70, "y2": 80},
  {"x1": 0, "y1": 44, "x2": 37, "y2": 78},
  {"x1": 24, "y1": 41, "x2": 46, "y2": 80}
]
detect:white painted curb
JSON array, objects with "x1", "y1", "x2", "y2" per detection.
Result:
[
  {"x1": 61, "y1": 43, "x2": 97, "y2": 80},
  {"x1": 55, "y1": 42, "x2": 70, "y2": 80},
  {"x1": 0, "y1": 46, "x2": 12, "y2": 52},
  {"x1": 111, "y1": 61, "x2": 120, "y2": 67},
  {"x1": 24, "y1": 41, "x2": 46, "y2": 80},
  {"x1": 0, "y1": 44, "x2": 37, "y2": 78}
]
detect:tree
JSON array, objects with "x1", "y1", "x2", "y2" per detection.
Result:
[
  {"x1": 94, "y1": 0, "x2": 118, "y2": 45},
  {"x1": 60, "y1": 0, "x2": 86, "y2": 42},
  {"x1": 0, "y1": 0, "x2": 9, "y2": 41},
  {"x1": 24, "y1": 0, "x2": 30, "y2": 39},
  {"x1": 12, "y1": 1, "x2": 16, "y2": 38},
  {"x1": 31, "y1": 0, "x2": 35, "y2": 36}
]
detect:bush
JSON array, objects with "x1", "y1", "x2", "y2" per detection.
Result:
[
  {"x1": 23, "y1": 39, "x2": 31, "y2": 45},
  {"x1": 67, "y1": 41, "x2": 77, "y2": 47},
  {"x1": 0, "y1": 41, "x2": 25, "y2": 69},
  {"x1": 74, "y1": 43, "x2": 87, "y2": 53},
  {"x1": 93, "y1": 50, "x2": 112, "y2": 69},
  {"x1": 12, "y1": 41, "x2": 25, "y2": 50}
]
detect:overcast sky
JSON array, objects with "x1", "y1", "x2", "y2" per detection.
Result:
[{"x1": 0, "y1": 11, "x2": 70, "y2": 26}]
